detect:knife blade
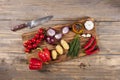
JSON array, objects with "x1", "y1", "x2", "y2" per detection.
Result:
[{"x1": 11, "y1": 15, "x2": 53, "y2": 31}]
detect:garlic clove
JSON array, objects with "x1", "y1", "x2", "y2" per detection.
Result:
[
  {"x1": 81, "y1": 34, "x2": 86, "y2": 37},
  {"x1": 86, "y1": 34, "x2": 91, "y2": 37}
]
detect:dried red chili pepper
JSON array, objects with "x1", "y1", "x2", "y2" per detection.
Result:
[
  {"x1": 85, "y1": 47, "x2": 99, "y2": 55},
  {"x1": 85, "y1": 39, "x2": 97, "y2": 52},
  {"x1": 83, "y1": 36, "x2": 95, "y2": 50},
  {"x1": 29, "y1": 58, "x2": 42, "y2": 70}
]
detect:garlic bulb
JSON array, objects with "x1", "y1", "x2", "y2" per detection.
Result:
[{"x1": 84, "y1": 20, "x2": 94, "y2": 30}]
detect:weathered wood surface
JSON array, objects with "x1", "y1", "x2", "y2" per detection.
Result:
[{"x1": 0, "y1": 0, "x2": 120, "y2": 80}]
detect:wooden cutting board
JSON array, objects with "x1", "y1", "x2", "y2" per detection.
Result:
[{"x1": 22, "y1": 17, "x2": 99, "y2": 64}]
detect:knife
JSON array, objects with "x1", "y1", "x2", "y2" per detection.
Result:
[{"x1": 11, "y1": 15, "x2": 53, "y2": 31}]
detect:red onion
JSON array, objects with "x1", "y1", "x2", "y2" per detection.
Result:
[
  {"x1": 55, "y1": 33, "x2": 62, "y2": 40},
  {"x1": 50, "y1": 37, "x2": 56, "y2": 44},
  {"x1": 45, "y1": 36, "x2": 57, "y2": 45},
  {"x1": 62, "y1": 26, "x2": 69, "y2": 34},
  {"x1": 45, "y1": 36, "x2": 51, "y2": 44},
  {"x1": 47, "y1": 28, "x2": 56, "y2": 36}
]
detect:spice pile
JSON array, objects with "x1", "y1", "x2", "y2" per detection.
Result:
[{"x1": 23, "y1": 18, "x2": 99, "y2": 70}]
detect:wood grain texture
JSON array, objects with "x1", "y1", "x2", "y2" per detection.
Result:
[{"x1": 0, "y1": 0, "x2": 120, "y2": 80}]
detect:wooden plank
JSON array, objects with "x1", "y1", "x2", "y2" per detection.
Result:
[
  {"x1": 6, "y1": 55, "x2": 120, "y2": 80},
  {"x1": 0, "y1": 0, "x2": 119, "y2": 21},
  {"x1": 1, "y1": 55, "x2": 120, "y2": 80}
]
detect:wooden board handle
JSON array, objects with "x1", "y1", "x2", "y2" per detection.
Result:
[{"x1": 11, "y1": 23, "x2": 27, "y2": 31}]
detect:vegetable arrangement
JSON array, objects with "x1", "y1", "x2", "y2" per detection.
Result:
[{"x1": 23, "y1": 18, "x2": 100, "y2": 70}]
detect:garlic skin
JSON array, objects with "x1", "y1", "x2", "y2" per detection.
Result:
[{"x1": 84, "y1": 21, "x2": 94, "y2": 30}]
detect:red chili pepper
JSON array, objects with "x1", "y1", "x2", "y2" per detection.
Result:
[
  {"x1": 83, "y1": 36, "x2": 95, "y2": 50},
  {"x1": 85, "y1": 47, "x2": 99, "y2": 55},
  {"x1": 29, "y1": 58, "x2": 42, "y2": 70},
  {"x1": 85, "y1": 39, "x2": 97, "y2": 52},
  {"x1": 43, "y1": 48, "x2": 51, "y2": 61}
]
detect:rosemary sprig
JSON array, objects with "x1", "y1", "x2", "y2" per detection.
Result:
[{"x1": 67, "y1": 35, "x2": 80, "y2": 57}]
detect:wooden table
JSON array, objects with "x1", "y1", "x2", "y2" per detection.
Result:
[{"x1": 0, "y1": 0, "x2": 120, "y2": 80}]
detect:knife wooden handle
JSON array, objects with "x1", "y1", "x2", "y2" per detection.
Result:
[{"x1": 11, "y1": 23, "x2": 27, "y2": 31}]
